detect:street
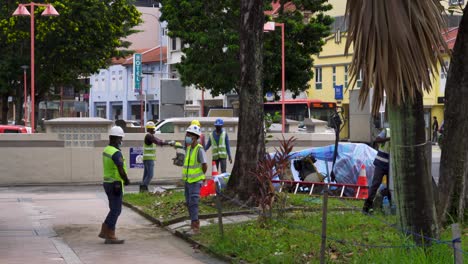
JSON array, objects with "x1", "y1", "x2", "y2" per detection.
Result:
[{"x1": 0, "y1": 185, "x2": 224, "y2": 264}]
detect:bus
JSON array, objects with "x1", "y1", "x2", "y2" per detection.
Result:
[{"x1": 264, "y1": 99, "x2": 337, "y2": 126}]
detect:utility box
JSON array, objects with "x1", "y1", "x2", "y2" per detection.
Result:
[{"x1": 349, "y1": 89, "x2": 376, "y2": 144}]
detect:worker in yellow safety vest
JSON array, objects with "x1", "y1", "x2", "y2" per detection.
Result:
[
  {"x1": 205, "y1": 118, "x2": 232, "y2": 173},
  {"x1": 363, "y1": 127, "x2": 391, "y2": 214},
  {"x1": 99, "y1": 126, "x2": 130, "y2": 244},
  {"x1": 183, "y1": 124, "x2": 207, "y2": 235},
  {"x1": 140, "y1": 121, "x2": 173, "y2": 192}
]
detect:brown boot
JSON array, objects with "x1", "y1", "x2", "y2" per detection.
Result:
[
  {"x1": 98, "y1": 223, "x2": 108, "y2": 239},
  {"x1": 187, "y1": 220, "x2": 200, "y2": 236},
  {"x1": 104, "y1": 229, "x2": 125, "y2": 244}
]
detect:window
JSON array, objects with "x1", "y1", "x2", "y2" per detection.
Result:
[
  {"x1": 315, "y1": 67, "x2": 322, "y2": 89},
  {"x1": 172, "y1": 38, "x2": 178, "y2": 51},
  {"x1": 344, "y1": 65, "x2": 348, "y2": 88},
  {"x1": 332, "y1": 66, "x2": 336, "y2": 87},
  {"x1": 158, "y1": 123, "x2": 174, "y2": 133},
  {"x1": 450, "y1": 0, "x2": 464, "y2": 5},
  {"x1": 441, "y1": 60, "x2": 449, "y2": 79},
  {"x1": 357, "y1": 70, "x2": 362, "y2": 88}
]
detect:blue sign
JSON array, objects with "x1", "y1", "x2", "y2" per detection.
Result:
[
  {"x1": 129, "y1": 147, "x2": 144, "y2": 169},
  {"x1": 334, "y1": 85, "x2": 343, "y2": 100},
  {"x1": 133, "y1": 53, "x2": 142, "y2": 93}
]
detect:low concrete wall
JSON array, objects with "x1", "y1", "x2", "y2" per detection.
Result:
[{"x1": 0, "y1": 132, "x2": 334, "y2": 185}]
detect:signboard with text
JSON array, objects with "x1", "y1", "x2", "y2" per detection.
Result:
[
  {"x1": 133, "y1": 53, "x2": 142, "y2": 93},
  {"x1": 129, "y1": 147, "x2": 144, "y2": 169},
  {"x1": 334, "y1": 85, "x2": 343, "y2": 100}
]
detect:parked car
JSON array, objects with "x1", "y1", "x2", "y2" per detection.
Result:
[{"x1": 0, "y1": 125, "x2": 32, "y2": 134}]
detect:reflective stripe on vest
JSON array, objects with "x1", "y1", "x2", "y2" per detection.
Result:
[
  {"x1": 143, "y1": 135, "x2": 156, "y2": 161},
  {"x1": 379, "y1": 128, "x2": 391, "y2": 154},
  {"x1": 210, "y1": 131, "x2": 227, "y2": 160},
  {"x1": 102, "y1": 146, "x2": 127, "y2": 192},
  {"x1": 182, "y1": 144, "x2": 206, "y2": 183}
]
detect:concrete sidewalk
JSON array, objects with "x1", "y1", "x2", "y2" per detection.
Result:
[{"x1": 0, "y1": 185, "x2": 224, "y2": 264}]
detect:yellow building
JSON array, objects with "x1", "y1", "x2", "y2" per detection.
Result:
[{"x1": 307, "y1": 29, "x2": 455, "y2": 140}]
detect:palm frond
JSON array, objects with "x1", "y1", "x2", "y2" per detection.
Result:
[{"x1": 345, "y1": 0, "x2": 450, "y2": 113}]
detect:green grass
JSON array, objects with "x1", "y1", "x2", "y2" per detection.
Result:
[
  {"x1": 124, "y1": 191, "x2": 467, "y2": 263},
  {"x1": 124, "y1": 190, "x2": 241, "y2": 221}
]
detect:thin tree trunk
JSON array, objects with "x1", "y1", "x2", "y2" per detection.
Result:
[
  {"x1": 388, "y1": 92, "x2": 439, "y2": 245},
  {"x1": 1, "y1": 95, "x2": 8, "y2": 124},
  {"x1": 437, "y1": 5, "x2": 468, "y2": 225},
  {"x1": 227, "y1": 0, "x2": 265, "y2": 201}
]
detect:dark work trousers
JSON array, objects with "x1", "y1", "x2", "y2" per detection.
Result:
[
  {"x1": 364, "y1": 166, "x2": 389, "y2": 208},
  {"x1": 103, "y1": 182, "x2": 122, "y2": 230},
  {"x1": 184, "y1": 181, "x2": 202, "y2": 222},
  {"x1": 215, "y1": 158, "x2": 227, "y2": 173}
]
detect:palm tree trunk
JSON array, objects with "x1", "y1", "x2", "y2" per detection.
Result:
[
  {"x1": 227, "y1": 0, "x2": 265, "y2": 201},
  {"x1": 437, "y1": 5, "x2": 468, "y2": 225},
  {"x1": 388, "y1": 92, "x2": 439, "y2": 244}
]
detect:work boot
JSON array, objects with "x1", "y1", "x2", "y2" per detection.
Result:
[
  {"x1": 98, "y1": 223, "x2": 109, "y2": 239},
  {"x1": 104, "y1": 229, "x2": 125, "y2": 244},
  {"x1": 362, "y1": 199, "x2": 374, "y2": 215},
  {"x1": 184, "y1": 220, "x2": 200, "y2": 236},
  {"x1": 139, "y1": 185, "x2": 148, "y2": 193}
]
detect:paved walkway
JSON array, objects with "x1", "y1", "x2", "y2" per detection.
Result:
[{"x1": 0, "y1": 185, "x2": 224, "y2": 264}]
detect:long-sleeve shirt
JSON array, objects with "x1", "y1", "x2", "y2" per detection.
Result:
[
  {"x1": 205, "y1": 130, "x2": 232, "y2": 159},
  {"x1": 145, "y1": 133, "x2": 166, "y2": 146}
]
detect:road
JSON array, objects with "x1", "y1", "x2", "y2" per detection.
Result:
[{"x1": 0, "y1": 185, "x2": 224, "y2": 264}]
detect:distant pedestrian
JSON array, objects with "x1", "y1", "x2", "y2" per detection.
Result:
[
  {"x1": 140, "y1": 121, "x2": 173, "y2": 193},
  {"x1": 205, "y1": 118, "x2": 232, "y2": 173},
  {"x1": 183, "y1": 124, "x2": 207, "y2": 235},
  {"x1": 99, "y1": 126, "x2": 130, "y2": 244},
  {"x1": 432, "y1": 116, "x2": 439, "y2": 144},
  {"x1": 363, "y1": 127, "x2": 391, "y2": 214}
]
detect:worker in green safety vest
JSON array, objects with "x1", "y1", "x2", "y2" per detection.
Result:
[
  {"x1": 140, "y1": 121, "x2": 173, "y2": 193},
  {"x1": 183, "y1": 124, "x2": 207, "y2": 235},
  {"x1": 99, "y1": 126, "x2": 130, "y2": 244},
  {"x1": 205, "y1": 118, "x2": 232, "y2": 173}
]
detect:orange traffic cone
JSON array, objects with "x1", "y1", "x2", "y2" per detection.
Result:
[
  {"x1": 212, "y1": 161, "x2": 219, "y2": 177},
  {"x1": 356, "y1": 164, "x2": 369, "y2": 199}
]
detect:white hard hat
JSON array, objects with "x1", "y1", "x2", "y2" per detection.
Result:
[
  {"x1": 146, "y1": 121, "x2": 156, "y2": 129},
  {"x1": 186, "y1": 124, "x2": 201, "y2": 136},
  {"x1": 109, "y1": 126, "x2": 125, "y2": 137}
]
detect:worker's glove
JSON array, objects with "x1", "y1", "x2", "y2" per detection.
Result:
[
  {"x1": 174, "y1": 141, "x2": 183, "y2": 148},
  {"x1": 123, "y1": 178, "x2": 130, "y2": 186},
  {"x1": 166, "y1": 140, "x2": 175, "y2": 146}
]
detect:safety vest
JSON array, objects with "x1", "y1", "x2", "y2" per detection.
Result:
[
  {"x1": 143, "y1": 134, "x2": 156, "y2": 161},
  {"x1": 102, "y1": 145, "x2": 128, "y2": 191},
  {"x1": 210, "y1": 131, "x2": 227, "y2": 160},
  {"x1": 374, "y1": 128, "x2": 390, "y2": 170},
  {"x1": 182, "y1": 144, "x2": 206, "y2": 183}
]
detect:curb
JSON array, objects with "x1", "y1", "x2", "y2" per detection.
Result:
[{"x1": 123, "y1": 201, "x2": 239, "y2": 263}]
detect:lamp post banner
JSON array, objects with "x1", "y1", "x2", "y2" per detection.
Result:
[{"x1": 133, "y1": 53, "x2": 142, "y2": 92}]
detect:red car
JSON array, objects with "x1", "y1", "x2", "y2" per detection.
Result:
[{"x1": 0, "y1": 125, "x2": 32, "y2": 134}]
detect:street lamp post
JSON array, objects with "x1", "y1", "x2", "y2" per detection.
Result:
[
  {"x1": 21, "y1": 65, "x2": 29, "y2": 126},
  {"x1": 264, "y1": 21, "x2": 286, "y2": 133},
  {"x1": 13, "y1": 3, "x2": 59, "y2": 132}
]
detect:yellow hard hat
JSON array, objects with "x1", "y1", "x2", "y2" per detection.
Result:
[
  {"x1": 191, "y1": 119, "x2": 201, "y2": 127},
  {"x1": 146, "y1": 121, "x2": 156, "y2": 129}
]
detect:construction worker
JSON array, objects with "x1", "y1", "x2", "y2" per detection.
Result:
[
  {"x1": 205, "y1": 118, "x2": 232, "y2": 173},
  {"x1": 141, "y1": 121, "x2": 173, "y2": 192},
  {"x1": 363, "y1": 126, "x2": 391, "y2": 214},
  {"x1": 183, "y1": 124, "x2": 207, "y2": 235},
  {"x1": 99, "y1": 126, "x2": 130, "y2": 244},
  {"x1": 190, "y1": 119, "x2": 205, "y2": 147}
]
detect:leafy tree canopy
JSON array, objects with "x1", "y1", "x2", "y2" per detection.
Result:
[
  {"x1": 0, "y1": 0, "x2": 141, "y2": 97},
  {"x1": 160, "y1": 0, "x2": 333, "y2": 97}
]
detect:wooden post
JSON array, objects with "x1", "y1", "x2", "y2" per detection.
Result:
[{"x1": 452, "y1": 223, "x2": 462, "y2": 264}]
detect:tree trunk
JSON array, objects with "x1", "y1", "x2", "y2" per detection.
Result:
[
  {"x1": 227, "y1": 0, "x2": 265, "y2": 201},
  {"x1": 1, "y1": 95, "x2": 8, "y2": 124},
  {"x1": 388, "y1": 92, "x2": 439, "y2": 245},
  {"x1": 437, "y1": 5, "x2": 468, "y2": 225}
]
